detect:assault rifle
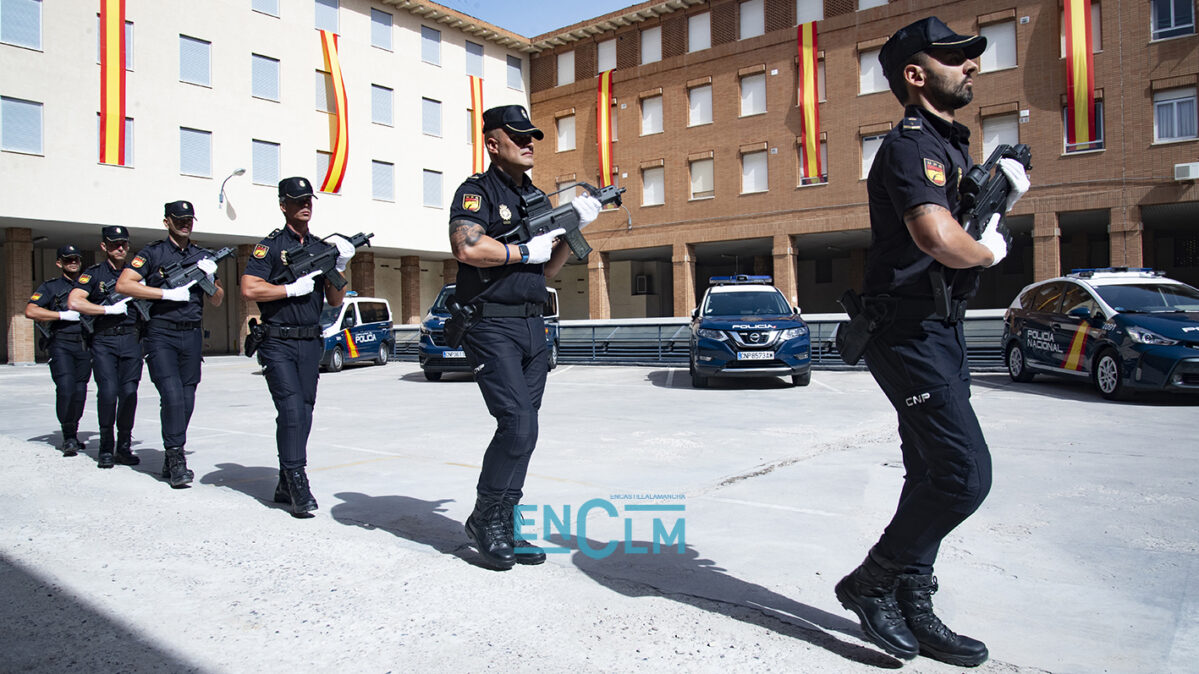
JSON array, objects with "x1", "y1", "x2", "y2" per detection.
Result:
[
  {"x1": 34, "y1": 287, "x2": 72, "y2": 343},
  {"x1": 269, "y1": 232, "x2": 373, "y2": 290},
  {"x1": 79, "y1": 280, "x2": 151, "y2": 335},
  {"x1": 159, "y1": 246, "x2": 236, "y2": 295},
  {"x1": 497, "y1": 182, "x2": 626, "y2": 261}
]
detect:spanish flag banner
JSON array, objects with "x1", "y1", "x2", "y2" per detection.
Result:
[
  {"x1": 469, "y1": 75, "x2": 485, "y2": 174},
  {"x1": 596, "y1": 69, "x2": 615, "y2": 187},
  {"x1": 319, "y1": 30, "x2": 349, "y2": 193},
  {"x1": 1064, "y1": 0, "x2": 1096, "y2": 147},
  {"x1": 797, "y1": 22, "x2": 823, "y2": 182},
  {"x1": 99, "y1": 0, "x2": 126, "y2": 165}
]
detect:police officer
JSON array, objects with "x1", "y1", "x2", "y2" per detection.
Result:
[
  {"x1": 116, "y1": 201, "x2": 224, "y2": 488},
  {"x1": 68, "y1": 226, "x2": 143, "y2": 469},
  {"x1": 25, "y1": 245, "x2": 92, "y2": 456},
  {"x1": 240, "y1": 177, "x2": 354, "y2": 517},
  {"x1": 833, "y1": 18, "x2": 1029, "y2": 666},
  {"x1": 448, "y1": 105, "x2": 601, "y2": 569}
]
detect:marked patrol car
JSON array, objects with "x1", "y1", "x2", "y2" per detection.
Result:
[
  {"x1": 318, "y1": 295, "x2": 393, "y2": 372},
  {"x1": 689, "y1": 275, "x2": 811, "y2": 388},
  {"x1": 419, "y1": 284, "x2": 560, "y2": 381},
  {"x1": 1002, "y1": 268, "x2": 1199, "y2": 399}
]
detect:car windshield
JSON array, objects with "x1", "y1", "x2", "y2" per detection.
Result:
[
  {"x1": 704, "y1": 290, "x2": 791, "y2": 316},
  {"x1": 432, "y1": 285, "x2": 455, "y2": 312},
  {"x1": 1094, "y1": 282, "x2": 1199, "y2": 313},
  {"x1": 319, "y1": 305, "x2": 342, "y2": 329}
]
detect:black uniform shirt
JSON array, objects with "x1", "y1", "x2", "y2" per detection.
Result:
[
  {"x1": 76, "y1": 260, "x2": 138, "y2": 331},
  {"x1": 129, "y1": 238, "x2": 211, "y2": 323},
  {"x1": 864, "y1": 105, "x2": 979, "y2": 299},
  {"x1": 242, "y1": 225, "x2": 331, "y2": 326},
  {"x1": 29, "y1": 276, "x2": 83, "y2": 336},
  {"x1": 449, "y1": 162, "x2": 549, "y2": 306}
]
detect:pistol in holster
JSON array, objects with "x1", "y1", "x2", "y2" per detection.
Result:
[
  {"x1": 836, "y1": 290, "x2": 893, "y2": 366},
  {"x1": 244, "y1": 317, "x2": 266, "y2": 358},
  {"x1": 443, "y1": 300, "x2": 479, "y2": 349}
]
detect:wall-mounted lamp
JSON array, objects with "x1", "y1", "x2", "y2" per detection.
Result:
[{"x1": 219, "y1": 168, "x2": 247, "y2": 207}]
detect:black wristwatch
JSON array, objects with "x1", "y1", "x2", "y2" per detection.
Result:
[{"x1": 518, "y1": 244, "x2": 530, "y2": 264}]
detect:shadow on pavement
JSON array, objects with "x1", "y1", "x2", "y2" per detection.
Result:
[
  {"x1": 27, "y1": 430, "x2": 97, "y2": 452},
  {"x1": 644, "y1": 370, "x2": 796, "y2": 391},
  {"x1": 200, "y1": 462, "x2": 292, "y2": 512},
  {"x1": 972, "y1": 372, "x2": 1199, "y2": 406},
  {"x1": 397, "y1": 370, "x2": 474, "y2": 383},
  {"x1": 329, "y1": 492, "x2": 496, "y2": 569}
]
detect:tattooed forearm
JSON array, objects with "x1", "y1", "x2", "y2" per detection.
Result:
[
  {"x1": 450, "y1": 220, "x2": 485, "y2": 249},
  {"x1": 903, "y1": 203, "x2": 950, "y2": 225}
]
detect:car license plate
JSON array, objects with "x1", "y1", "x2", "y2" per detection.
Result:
[
  {"x1": 737, "y1": 351, "x2": 773, "y2": 361},
  {"x1": 445, "y1": 350, "x2": 465, "y2": 359}
]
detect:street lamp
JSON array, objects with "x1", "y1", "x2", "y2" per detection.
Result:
[{"x1": 219, "y1": 168, "x2": 246, "y2": 207}]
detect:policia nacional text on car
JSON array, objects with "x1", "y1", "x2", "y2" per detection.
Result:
[
  {"x1": 241, "y1": 177, "x2": 355, "y2": 517},
  {"x1": 448, "y1": 105, "x2": 601, "y2": 570},
  {"x1": 116, "y1": 201, "x2": 225, "y2": 489},
  {"x1": 832, "y1": 18, "x2": 1029, "y2": 667}
]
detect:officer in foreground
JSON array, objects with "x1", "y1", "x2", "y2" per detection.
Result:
[
  {"x1": 833, "y1": 17, "x2": 1029, "y2": 666},
  {"x1": 448, "y1": 105, "x2": 601, "y2": 569},
  {"x1": 69, "y1": 226, "x2": 144, "y2": 469},
  {"x1": 116, "y1": 201, "x2": 224, "y2": 488},
  {"x1": 241, "y1": 177, "x2": 354, "y2": 517},
  {"x1": 25, "y1": 245, "x2": 92, "y2": 455}
]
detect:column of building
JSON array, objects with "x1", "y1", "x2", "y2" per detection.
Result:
[{"x1": 4, "y1": 228, "x2": 35, "y2": 364}]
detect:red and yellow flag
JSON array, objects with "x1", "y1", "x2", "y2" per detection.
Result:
[
  {"x1": 797, "y1": 22, "x2": 822, "y2": 182},
  {"x1": 343, "y1": 329, "x2": 359, "y2": 359},
  {"x1": 1064, "y1": 0, "x2": 1096, "y2": 147},
  {"x1": 99, "y1": 0, "x2": 126, "y2": 165},
  {"x1": 596, "y1": 69, "x2": 615, "y2": 188},
  {"x1": 319, "y1": 30, "x2": 349, "y2": 193},
  {"x1": 469, "y1": 75, "x2": 485, "y2": 174}
]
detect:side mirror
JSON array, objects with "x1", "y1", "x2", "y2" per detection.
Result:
[
  {"x1": 794, "y1": 306, "x2": 801, "y2": 315},
  {"x1": 691, "y1": 308, "x2": 699, "y2": 319}
]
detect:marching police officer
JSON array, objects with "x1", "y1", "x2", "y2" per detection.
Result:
[
  {"x1": 833, "y1": 18, "x2": 1029, "y2": 666},
  {"x1": 241, "y1": 176, "x2": 354, "y2": 517},
  {"x1": 25, "y1": 245, "x2": 92, "y2": 455},
  {"x1": 116, "y1": 201, "x2": 224, "y2": 488},
  {"x1": 68, "y1": 226, "x2": 143, "y2": 469},
  {"x1": 448, "y1": 105, "x2": 601, "y2": 569}
]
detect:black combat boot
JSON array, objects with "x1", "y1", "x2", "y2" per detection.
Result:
[
  {"x1": 114, "y1": 435, "x2": 140, "y2": 466},
  {"x1": 281, "y1": 468, "x2": 318, "y2": 516},
  {"x1": 273, "y1": 469, "x2": 290, "y2": 505},
  {"x1": 502, "y1": 493, "x2": 546, "y2": 565},
  {"x1": 161, "y1": 447, "x2": 194, "y2": 488},
  {"x1": 60, "y1": 426, "x2": 81, "y2": 457},
  {"x1": 464, "y1": 498, "x2": 516, "y2": 570},
  {"x1": 835, "y1": 549, "x2": 920, "y2": 660},
  {"x1": 896, "y1": 574, "x2": 989, "y2": 667},
  {"x1": 97, "y1": 428, "x2": 115, "y2": 469}
]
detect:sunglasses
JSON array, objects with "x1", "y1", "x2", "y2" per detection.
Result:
[
  {"x1": 106, "y1": 240, "x2": 130, "y2": 249},
  {"x1": 60, "y1": 256, "x2": 83, "y2": 264}
]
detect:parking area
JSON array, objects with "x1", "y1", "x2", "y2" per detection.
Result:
[{"x1": 1, "y1": 357, "x2": 1197, "y2": 672}]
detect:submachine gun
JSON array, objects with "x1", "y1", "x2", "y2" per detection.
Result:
[
  {"x1": 79, "y1": 280, "x2": 151, "y2": 335},
  {"x1": 496, "y1": 182, "x2": 626, "y2": 261},
  {"x1": 159, "y1": 246, "x2": 237, "y2": 295},
  {"x1": 268, "y1": 232, "x2": 373, "y2": 290}
]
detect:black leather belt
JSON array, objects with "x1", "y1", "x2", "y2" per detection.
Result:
[
  {"x1": 263, "y1": 323, "x2": 321, "y2": 339},
  {"x1": 51, "y1": 332, "x2": 85, "y2": 342},
  {"x1": 95, "y1": 325, "x2": 138, "y2": 337},
  {"x1": 149, "y1": 318, "x2": 202, "y2": 331},
  {"x1": 863, "y1": 297, "x2": 969, "y2": 324},
  {"x1": 478, "y1": 302, "x2": 543, "y2": 318}
]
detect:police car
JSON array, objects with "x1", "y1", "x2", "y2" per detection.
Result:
[
  {"x1": 318, "y1": 295, "x2": 394, "y2": 372},
  {"x1": 1002, "y1": 268, "x2": 1199, "y2": 399},
  {"x1": 689, "y1": 275, "x2": 811, "y2": 388},
  {"x1": 419, "y1": 283, "x2": 560, "y2": 381}
]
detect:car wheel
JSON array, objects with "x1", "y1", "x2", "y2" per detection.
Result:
[
  {"x1": 690, "y1": 362, "x2": 708, "y2": 388},
  {"x1": 1092, "y1": 348, "x2": 1129, "y2": 400},
  {"x1": 328, "y1": 347, "x2": 344, "y2": 373},
  {"x1": 1006, "y1": 342, "x2": 1035, "y2": 383},
  {"x1": 376, "y1": 342, "x2": 390, "y2": 366},
  {"x1": 423, "y1": 370, "x2": 442, "y2": 381},
  {"x1": 547, "y1": 341, "x2": 559, "y2": 370},
  {"x1": 792, "y1": 372, "x2": 811, "y2": 387}
]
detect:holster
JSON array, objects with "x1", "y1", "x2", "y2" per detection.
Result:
[
  {"x1": 443, "y1": 300, "x2": 479, "y2": 349},
  {"x1": 244, "y1": 317, "x2": 266, "y2": 358},
  {"x1": 836, "y1": 290, "x2": 892, "y2": 366}
]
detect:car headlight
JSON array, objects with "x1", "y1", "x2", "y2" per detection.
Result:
[
  {"x1": 696, "y1": 328, "x2": 727, "y2": 341},
  {"x1": 780, "y1": 326, "x2": 808, "y2": 339},
  {"x1": 1127, "y1": 326, "x2": 1178, "y2": 346},
  {"x1": 419, "y1": 324, "x2": 431, "y2": 335}
]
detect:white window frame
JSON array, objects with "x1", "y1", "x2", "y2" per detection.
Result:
[
  {"x1": 740, "y1": 73, "x2": 766, "y2": 117},
  {"x1": 689, "y1": 84, "x2": 713, "y2": 126},
  {"x1": 372, "y1": 160, "x2": 395, "y2": 202},
  {"x1": 858, "y1": 0, "x2": 888, "y2": 10},
  {"x1": 740, "y1": 0, "x2": 765, "y2": 40},
  {"x1": 796, "y1": 0, "x2": 823, "y2": 25},
  {"x1": 556, "y1": 115, "x2": 576, "y2": 152},
  {"x1": 251, "y1": 139, "x2": 280, "y2": 186},
  {"x1": 641, "y1": 95, "x2": 663, "y2": 135},
  {"x1": 690, "y1": 157, "x2": 715, "y2": 199},
  {"x1": 421, "y1": 25, "x2": 441, "y2": 66},
  {"x1": 371, "y1": 84, "x2": 393, "y2": 126},
  {"x1": 371, "y1": 8, "x2": 392, "y2": 51},
  {"x1": 1154, "y1": 87, "x2": 1197, "y2": 142},
  {"x1": 252, "y1": 0, "x2": 279, "y2": 18},
  {"x1": 597, "y1": 39, "x2": 617, "y2": 72},
  {"x1": 1060, "y1": 2, "x2": 1103, "y2": 56},
  {"x1": 1152, "y1": 0, "x2": 1195, "y2": 40},
  {"x1": 315, "y1": 70, "x2": 334, "y2": 112},
  {"x1": 179, "y1": 126, "x2": 212, "y2": 178},
  {"x1": 798, "y1": 139, "x2": 828, "y2": 186},
  {"x1": 557, "y1": 51, "x2": 574, "y2": 87},
  {"x1": 251, "y1": 53, "x2": 280, "y2": 102},
  {"x1": 316, "y1": 151, "x2": 331, "y2": 190},
  {"x1": 466, "y1": 40, "x2": 484, "y2": 77},
  {"x1": 982, "y1": 113, "x2": 1020, "y2": 159},
  {"x1": 642, "y1": 166, "x2": 665, "y2": 206},
  {"x1": 980, "y1": 21, "x2": 1017, "y2": 72},
  {"x1": 1, "y1": 0, "x2": 41, "y2": 50},
  {"x1": 314, "y1": 0, "x2": 338, "y2": 34},
  {"x1": 859, "y1": 48, "x2": 887, "y2": 95},
  {"x1": 95, "y1": 17, "x2": 134, "y2": 70},
  {"x1": 861, "y1": 134, "x2": 885, "y2": 178},
  {"x1": 1063, "y1": 100, "x2": 1106, "y2": 153},
  {"x1": 423, "y1": 169, "x2": 443, "y2": 208},
  {"x1": 556, "y1": 181, "x2": 578, "y2": 205},
  {"x1": 741, "y1": 150, "x2": 768, "y2": 194},
  {"x1": 1, "y1": 95, "x2": 42, "y2": 155},
  {"x1": 688, "y1": 13, "x2": 711, "y2": 52},
  {"x1": 641, "y1": 26, "x2": 662, "y2": 65},
  {"x1": 96, "y1": 114, "x2": 135, "y2": 165},
  {"x1": 422, "y1": 97, "x2": 442, "y2": 137},
  {"x1": 507, "y1": 55, "x2": 523, "y2": 90},
  {"x1": 179, "y1": 34, "x2": 211, "y2": 87}
]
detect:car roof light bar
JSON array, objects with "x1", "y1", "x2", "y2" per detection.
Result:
[{"x1": 709, "y1": 275, "x2": 773, "y2": 285}]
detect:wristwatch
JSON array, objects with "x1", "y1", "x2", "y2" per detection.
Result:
[{"x1": 518, "y1": 244, "x2": 530, "y2": 264}]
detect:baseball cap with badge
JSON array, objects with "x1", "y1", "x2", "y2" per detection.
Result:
[
  {"x1": 278, "y1": 176, "x2": 317, "y2": 201},
  {"x1": 482, "y1": 105, "x2": 544, "y2": 140},
  {"x1": 102, "y1": 225, "x2": 129, "y2": 242},
  {"x1": 57, "y1": 244, "x2": 82, "y2": 260},
  {"x1": 879, "y1": 16, "x2": 987, "y2": 88},
  {"x1": 164, "y1": 200, "x2": 196, "y2": 219}
]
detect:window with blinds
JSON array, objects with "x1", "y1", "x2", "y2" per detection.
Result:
[
  {"x1": 179, "y1": 35, "x2": 211, "y2": 86},
  {"x1": 252, "y1": 54, "x2": 279, "y2": 101},
  {"x1": 180, "y1": 127, "x2": 211, "y2": 177},
  {"x1": 252, "y1": 139, "x2": 279, "y2": 186}
]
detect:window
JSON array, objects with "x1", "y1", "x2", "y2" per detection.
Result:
[
  {"x1": 798, "y1": 140, "x2": 827, "y2": 185},
  {"x1": 689, "y1": 84, "x2": 713, "y2": 126},
  {"x1": 252, "y1": 139, "x2": 279, "y2": 186},
  {"x1": 641, "y1": 26, "x2": 662, "y2": 64},
  {"x1": 1153, "y1": 0, "x2": 1194, "y2": 40},
  {"x1": 1, "y1": 0, "x2": 40, "y2": 50},
  {"x1": 466, "y1": 40, "x2": 483, "y2": 77},
  {"x1": 861, "y1": 134, "x2": 885, "y2": 178},
  {"x1": 314, "y1": 0, "x2": 338, "y2": 33},
  {"x1": 741, "y1": 150, "x2": 768, "y2": 193},
  {"x1": 597, "y1": 39, "x2": 617, "y2": 71},
  {"x1": 179, "y1": 35, "x2": 211, "y2": 86},
  {"x1": 740, "y1": 0, "x2": 764, "y2": 40},
  {"x1": 371, "y1": 8, "x2": 392, "y2": 50},
  {"x1": 252, "y1": 0, "x2": 278, "y2": 17},
  {"x1": 315, "y1": 70, "x2": 334, "y2": 112},
  {"x1": 252, "y1": 54, "x2": 280, "y2": 101},
  {"x1": 980, "y1": 21, "x2": 1017, "y2": 72},
  {"x1": 96, "y1": 114, "x2": 134, "y2": 165},
  {"x1": 1060, "y1": 2, "x2": 1102, "y2": 56},
  {"x1": 557, "y1": 115, "x2": 575, "y2": 151},
  {"x1": 422, "y1": 97, "x2": 441, "y2": 137},
  {"x1": 740, "y1": 73, "x2": 766, "y2": 116},
  {"x1": 316, "y1": 151, "x2": 331, "y2": 188},
  {"x1": 372, "y1": 160, "x2": 394, "y2": 201},
  {"x1": 642, "y1": 166, "x2": 665, "y2": 205},
  {"x1": 467, "y1": 107, "x2": 475, "y2": 144},
  {"x1": 796, "y1": 0, "x2": 823, "y2": 24},
  {"x1": 556, "y1": 181, "x2": 577, "y2": 205},
  {"x1": 858, "y1": 0, "x2": 887, "y2": 10},
  {"x1": 1, "y1": 96, "x2": 41, "y2": 154},
  {"x1": 982, "y1": 114, "x2": 1019, "y2": 159},
  {"x1": 1154, "y1": 88, "x2": 1197, "y2": 142},
  {"x1": 371, "y1": 84, "x2": 393, "y2": 126},
  {"x1": 421, "y1": 25, "x2": 440, "y2": 65},
  {"x1": 690, "y1": 158, "x2": 714, "y2": 199},
  {"x1": 641, "y1": 95, "x2": 663, "y2": 135},
  {"x1": 859, "y1": 48, "x2": 887, "y2": 94},
  {"x1": 179, "y1": 127, "x2": 211, "y2": 177},
  {"x1": 557, "y1": 51, "x2": 574, "y2": 87},
  {"x1": 611, "y1": 103, "x2": 619, "y2": 141},
  {"x1": 95, "y1": 17, "x2": 134, "y2": 70},
  {"x1": 1063, "y1": 101, "x2": 1105, "y2": 152},
  {"x1": 423, "y1": 169, "x2": 442, "y2": 207},
  {"x1": 688, "y1": 13, "x2": 710, "y2": 52},
  {"x1": 507, "y1": 55, "x2": 523, "y2": 90}
]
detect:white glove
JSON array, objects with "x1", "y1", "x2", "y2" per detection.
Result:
[
  {"x1": 103, "y1": 298, "x2": 131, "y2": 316},
  {"x1": 196, "y1": 257, "x2": 218, "y2": 278},
  {"x1": 998, "y1": 157, "x2": 1029, "y2": 212},
  {"x1": 526, "y1": 228, "x2": 565, "y2": 265},
  {"x1": 284, "y1": 271, "x2": 320, "y2": 298},
  {"x1": 572, "y1": 194, "x2": 602, "y2": 229},
  {"x1": 57, "y1": 310, "x2": 81, "y2": 322},
  {"x1": 329, "y1": 235, "x2": 355, "y2": 273},
  {"x1": 978, "y1": 213, "x2": 1008, "y2": 268},
  {"x1": 160, "y1": 281, "x2": 196, "y2": 302}
]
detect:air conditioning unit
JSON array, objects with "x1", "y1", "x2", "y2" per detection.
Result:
[{"x1": 1175, "y1": 162, "x2": 1199, "y2": 181}]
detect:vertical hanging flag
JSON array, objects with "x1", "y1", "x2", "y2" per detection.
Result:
[
  {"x1": 596, "y1": 69, "x2": 615, "y2": 188},
  {"x1": 797, "y1": 22, "x2": 823, "y2": 183},
  {"x1": 99, "y1": 0, "x2": 126, "y2": 165},
  {"x1": 319, "y1": 30, "x2": 349, "y2": 193},
  {"x1": 1064, "y1": 0, "x2": 1096, "y2": 148},
  {"x1": 469, "y1": 75, "x2": 485, "y2": 174}
]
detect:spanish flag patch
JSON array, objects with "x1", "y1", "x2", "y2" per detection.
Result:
[
  {"x1": 78, "y1": 274, "x2": 91, "y2": 284},
  {"x1": 30, "y1": 293, "x2": 42, "y2": 301},
  {"x1": 924, "y1": 158, "x2": 946, "y2": 187},
  {"x1": 131, "y1": 255, "x2": 146, "y2": 269},
  {"x1": 253, "y1": 244, "x2": 269, "y2": 259},
  {"x1": 462, "y1": 194, "x2": 482, "y2": 212}
]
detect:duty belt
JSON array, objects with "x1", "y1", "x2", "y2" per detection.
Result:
[
  {"x1": 863, "y1": 297, "x2": 969, "y2": 324},
  {"x1": 95, "y1": 325, "x2": 138, "y2": 337},
  {"x1": 263, "y1": 323, "x2": 321, "y2": 339},
  {"x1": 149, "y1": 318, "x2": 202, "y2": 331},
  {"x1": 478, "y1": 302, "x2": 543, "y2": 318},
  {"x1": 51, "y1": 332, "x2": 85, "y2": 342}
]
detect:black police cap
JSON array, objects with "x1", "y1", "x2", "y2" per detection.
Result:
[
  {"x1": 164, "y1": 200, "x2": 196, "y2": 219},
  {"x1": 56, "y1": 244, "x2": 82, "y2": 260},
  {"x1": 102, "y1": 225, "x2": 129, "y2": 242},
  {"x1": 278, "y1": 176, "x2": 318, "y2": 200},
  {"x1": 481, "y1": 105, "x2": 544, "y2": 140},
  {"x1": 879, "y1": 17, "x2": 987, "y2": 84}
]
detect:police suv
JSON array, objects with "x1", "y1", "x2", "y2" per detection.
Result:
[
  {"x1": 689, "y1": 275, "x2": 811, "y2": 388},
  {"x1": 318, "y1": 295, "x2": 393, "y2": 372},
  {"x1": 1002, "y1": 268, "x2": 1199, "y2": 399}
]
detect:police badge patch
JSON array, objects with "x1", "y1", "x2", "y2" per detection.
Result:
[
  {"x1": 923, "y1": 158, "x2": 946, "y2": 187},
  {"x1": 462, "y1": 194, "x2": 482, "y2": 212},
  {"x1": 30, "y1": 293, "x2": 42, "y2": 301},
  {"x1": 131, "y1": 256, "x2": 146, "y2": 269},
  {"x1": 78, "y1": 274, "x2": 91, "y2": 284},
  {"x1": 498, "y1": 204, "x2": 512, "y2": 222},
  {"x1": 253, "y1": 244, "x2": 269, "y2": 259}
]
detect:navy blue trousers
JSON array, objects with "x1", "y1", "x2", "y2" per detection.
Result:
[
  {"x1": 90, "y1": 331, "x2": 143, "y2": 442},
  {"x1": 144, "y1": 325, "x2": 202, "y2": 449},
  {"x1": 259, "y1": 336, "x2": 322, "y2": 470},
  {"x1": 48, "y1": 336, "x2": 91, "y2": 434}
]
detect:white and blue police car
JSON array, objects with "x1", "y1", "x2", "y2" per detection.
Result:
[
  {"x1": 318, "y1": 295, "x2": 393, "y2": 372},
  {"x1": 689, "y1": 275, "x2": 811, "y2": 388},
  {"x1": 1002, "y1": 268, "x2": 1199, "y2": 400}
]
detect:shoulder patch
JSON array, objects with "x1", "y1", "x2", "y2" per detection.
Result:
[
  {"x1": 902, "y1": 116, "x2": 922, "y2": 131},
  {"x1": 30, "y1": 292, "x2": 42, "y2": 301},
  {"x1": 131, "y1": 255, "x2": 146, "y2": 269},
  {"x1": 253, "y1": 244, "x2": 269, "y2": 259},
  {"x1": 923, "y1": 158, "x2": 947, "y2": 187},
  {"x1": 462, "y1": 194, "x2": 482, "y2": 212},
  {"x1": 267, "y1": 228, "x2": 283, "y2": 239},
  {"x1": 78, "y1": 274, "x2": 91, "y2": 284}
]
